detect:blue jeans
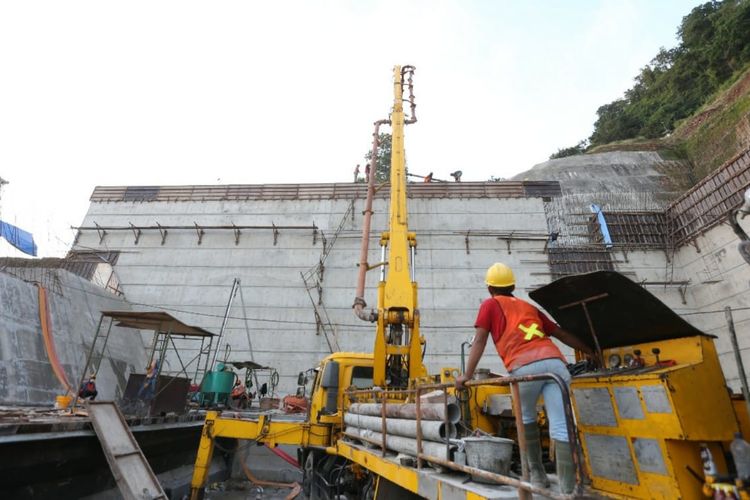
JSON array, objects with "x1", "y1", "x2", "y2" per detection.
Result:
[{"x1": 511, "y1": 358, "x2": 572, "y2": 441}]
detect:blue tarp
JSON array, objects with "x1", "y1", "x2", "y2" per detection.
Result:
[
  {"x1": 0, "y1": 219, "x2": 38, "y2": 256},
  {"x1": 590, "y1": 204, "x2": 613, "y2": 248}
]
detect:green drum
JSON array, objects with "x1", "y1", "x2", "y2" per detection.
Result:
[{"x1": 199, "y1": 364, "x2": 235, "y2": 406}]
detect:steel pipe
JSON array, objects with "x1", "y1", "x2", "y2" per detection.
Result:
[
  {"x1": 352, "y1": 119, "x2": 389, "y2": 323},
  {"x1": 344, "y1": 413, "x2": 456, "y2": 442},
  {"x1": 417, "y1": 453, "x2": 574, "y2": 500},
  {"x1": 345, "y1": 426, "x2": 453, "y2": 461},
  {"x1": 347, "y1": 402, "x2": 460, "y2": 424}
]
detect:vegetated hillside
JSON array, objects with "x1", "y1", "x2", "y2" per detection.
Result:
[
  {"x1": 668, "y1": 64, "x2": 750, "y2": 180},
  {"x1": 588, "y1": 0, "x2": 750, "y2": 147},
  {"x1": 589, "y1": 66, "x2": 750, "y2": 189},
  {"x1": 549, "y1": 0, "x2": 750, "y2": 188}
]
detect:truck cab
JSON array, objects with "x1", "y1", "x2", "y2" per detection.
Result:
[{"x1": 309, "y1": 353, "x2": 374, "y2": 427}]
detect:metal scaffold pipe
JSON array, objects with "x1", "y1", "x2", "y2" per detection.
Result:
[
  {"x1": 344, "y1": 412, "x2": 456, "y2": 442},
  {"x1": 347, "y1": 402, "x2": 460, "y2": 424},
  {"x1": 210, "y1": 278, "x2": 240, "y2": 370},
  {"x1": 345, "y1": 426, "x2": 453, "y2": 461}
]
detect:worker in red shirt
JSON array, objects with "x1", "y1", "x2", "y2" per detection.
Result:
[{"x1": 456, "y1": 263, "x2": 591, "y2": 494}]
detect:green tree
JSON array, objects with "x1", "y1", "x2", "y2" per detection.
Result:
[
  {"x1": 364, "y1": 133, "x2": 392, "y2": 182},
  {"x1": 549, "y1": 140, "x2": 590, "y2": 160},
  {"x1": 590, "y1": 99, "x2": 641, "y2": 145}
]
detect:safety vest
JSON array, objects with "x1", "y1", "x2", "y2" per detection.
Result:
[{"x1": 492, "y1": 295, "x2": 565, "y2": 371}]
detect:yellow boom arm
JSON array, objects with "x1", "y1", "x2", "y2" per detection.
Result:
[{"x1": 373, "y1": 66, "x2": 427, "y2": 388}]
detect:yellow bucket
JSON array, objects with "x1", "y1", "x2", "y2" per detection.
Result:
[{"x1": 55, "y1": 395, "x2": 72, "y2": 409}]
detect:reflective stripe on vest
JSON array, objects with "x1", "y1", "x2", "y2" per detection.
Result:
[{"x1": 518, "y1": 322, "x2": 545, "y2": 340}]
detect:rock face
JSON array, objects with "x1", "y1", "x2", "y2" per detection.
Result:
[{"x1": 513, "y1": 151, "x2": 688, "y2": 198}]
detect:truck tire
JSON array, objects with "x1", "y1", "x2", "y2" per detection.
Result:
[{"x1": 302, "y1": 450, "x2": 317, "y2": 499}]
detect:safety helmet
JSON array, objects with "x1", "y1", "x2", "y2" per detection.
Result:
[{"x1": 485, "y1": 263, "x2": 515, "y2": 287}]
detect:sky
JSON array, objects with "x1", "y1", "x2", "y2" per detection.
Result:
[{"x1": 0, "y1": 0, "x2": 704, "y2": 257}]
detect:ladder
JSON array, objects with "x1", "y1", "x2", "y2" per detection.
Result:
[
  {"x1": 301, "y1": 201, "x2": 354, "y2": 353},
  {"x1": 86, "y1": 401, "x2": 168, "y2": 500}
]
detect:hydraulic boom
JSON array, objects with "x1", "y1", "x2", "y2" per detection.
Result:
[{"x1": 372, "y1": 66, "x2": 427, "y2": 388}]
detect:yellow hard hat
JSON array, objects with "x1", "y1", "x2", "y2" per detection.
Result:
[{"x1": 485, "y1": 263, "x2": 515, "y2": 287}]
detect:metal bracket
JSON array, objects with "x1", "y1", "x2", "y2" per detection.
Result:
[
  {"x1": 233, "y1": 223, "x2": 241, "y2": 245},
  {"x1": 272, "y1": 223, "x2": 279, "y2": 246},
  {"x1": 691, "y1": 240, "x2": 701, "y2": 253},
  {"x1": 678, "y1": 284, "x2": 688, "y2": 305},
  {"x1": 312, "y1": 223, "x2": 318, "y2": 246},
  {"x1": 94, "y1": 222, "x2": 107, "y2": 244},
  {"x1": 313, "y1": 310, "x2": 323, "y2": 336},
  {"x1": 194, "y1": 222, "x2": 204, "y2": 245},
  {"x1": 129, "y1": 222, "x2": 141, "y2": 245},
  {"x1": 465, "y1": 231, "x2": 470, "y2": 254},
  {"x1": 157, "y1": 223, "x2": 168, "y2": 245},
  {"x1": 317, "y1": 259, "x2": 325, "y2": 283},
  {"x1": 498, "y1": 236, "x2": 512, "y2": 254}
]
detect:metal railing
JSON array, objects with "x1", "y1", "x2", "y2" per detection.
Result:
[
  {"x1": 344, "y1": 374, "x2": 585, "y2": 499},
  {"x1": 89, "y1": 181, "x2": 562, "y2": 203}
]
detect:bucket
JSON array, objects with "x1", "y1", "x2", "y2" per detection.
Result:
[
  {"x1": 463, "y1": 436, "x2": 514, "y2": 483},
  {"x1": 55, "y1": 395, "x2": 72, "y2": 409}
]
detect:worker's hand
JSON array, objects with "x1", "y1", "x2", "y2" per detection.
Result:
[{"x1": 455, "y1": 374, "x2": 470, "y2": 390}]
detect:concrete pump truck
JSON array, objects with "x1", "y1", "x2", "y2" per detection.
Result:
[
  {"x1": 188, "y1": 64, "x2": 575, "y2": 500},
  {"x1": 188, "y1": 65, "x2": 748, "y2": 500}
]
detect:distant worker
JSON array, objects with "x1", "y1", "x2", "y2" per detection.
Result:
[
  {"x1": 450, "y1": 170, "x2": 463, "y2": 182},
  {"x1": 354, "y1": 164, "x2": 360, "y2": 183},
  {"x1": 456, "y1": 263, "x2": 592, "y2": 494},
  {"x1": 138, "y1": 358, "x2": 160, "y2": 400},
  {"x1": 78, "y1": 373, "x2": 98, "y2": 400},
  {"x1": 423, "y1": 172, "x2": 433, "y2": 183},
  {"x1": 365, "y1": 163, "x2": 370, "y2": 179}
]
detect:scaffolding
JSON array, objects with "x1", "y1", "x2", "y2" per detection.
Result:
[
  {"x1": 72, "y1": 310, "x2": 216, "y2": 414},
  {"x1": 540, "y1": 147, "x2": 750, "y2": 279}
]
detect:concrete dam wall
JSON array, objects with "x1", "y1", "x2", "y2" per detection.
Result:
[{"x1": 0, "y1": 268, "x2": 147, "y2": 404}]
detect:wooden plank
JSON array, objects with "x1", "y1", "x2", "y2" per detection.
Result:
[{"x1": 86, "y1": 401, "x2": 167, "y2": 500}]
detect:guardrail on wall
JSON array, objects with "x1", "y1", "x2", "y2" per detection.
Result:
[{"x1": 89, "y1": 181, "x2": 562, "y2": 202}]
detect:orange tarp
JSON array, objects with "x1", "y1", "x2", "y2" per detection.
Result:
[{"x1": 37, "y1": 285, "x2": 72, "y2": 393}]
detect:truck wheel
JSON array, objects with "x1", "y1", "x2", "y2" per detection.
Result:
[{"x1": 303, "y1": 450, "x2": 317, "y2": 499}]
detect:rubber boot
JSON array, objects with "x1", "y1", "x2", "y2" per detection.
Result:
[
  {"x1": 523, "y1": 424, "x2": 550, "y2": 488},
  {"x1": 555, "y1": 439, "x2": 576, "y2": 494}
]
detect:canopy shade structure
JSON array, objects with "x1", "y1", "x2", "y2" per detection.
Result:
[{"x1": 100, "y1": 311, "x2": 215, "y2": 337}]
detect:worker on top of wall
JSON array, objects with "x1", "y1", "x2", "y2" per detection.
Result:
[{"x1": 456, "y1": 263, "x2": 592, "y2": 494}]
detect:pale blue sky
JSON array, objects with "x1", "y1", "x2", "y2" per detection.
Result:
[{"x1": 0, "y1": 0, "x2": 705, "y2": 256}]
